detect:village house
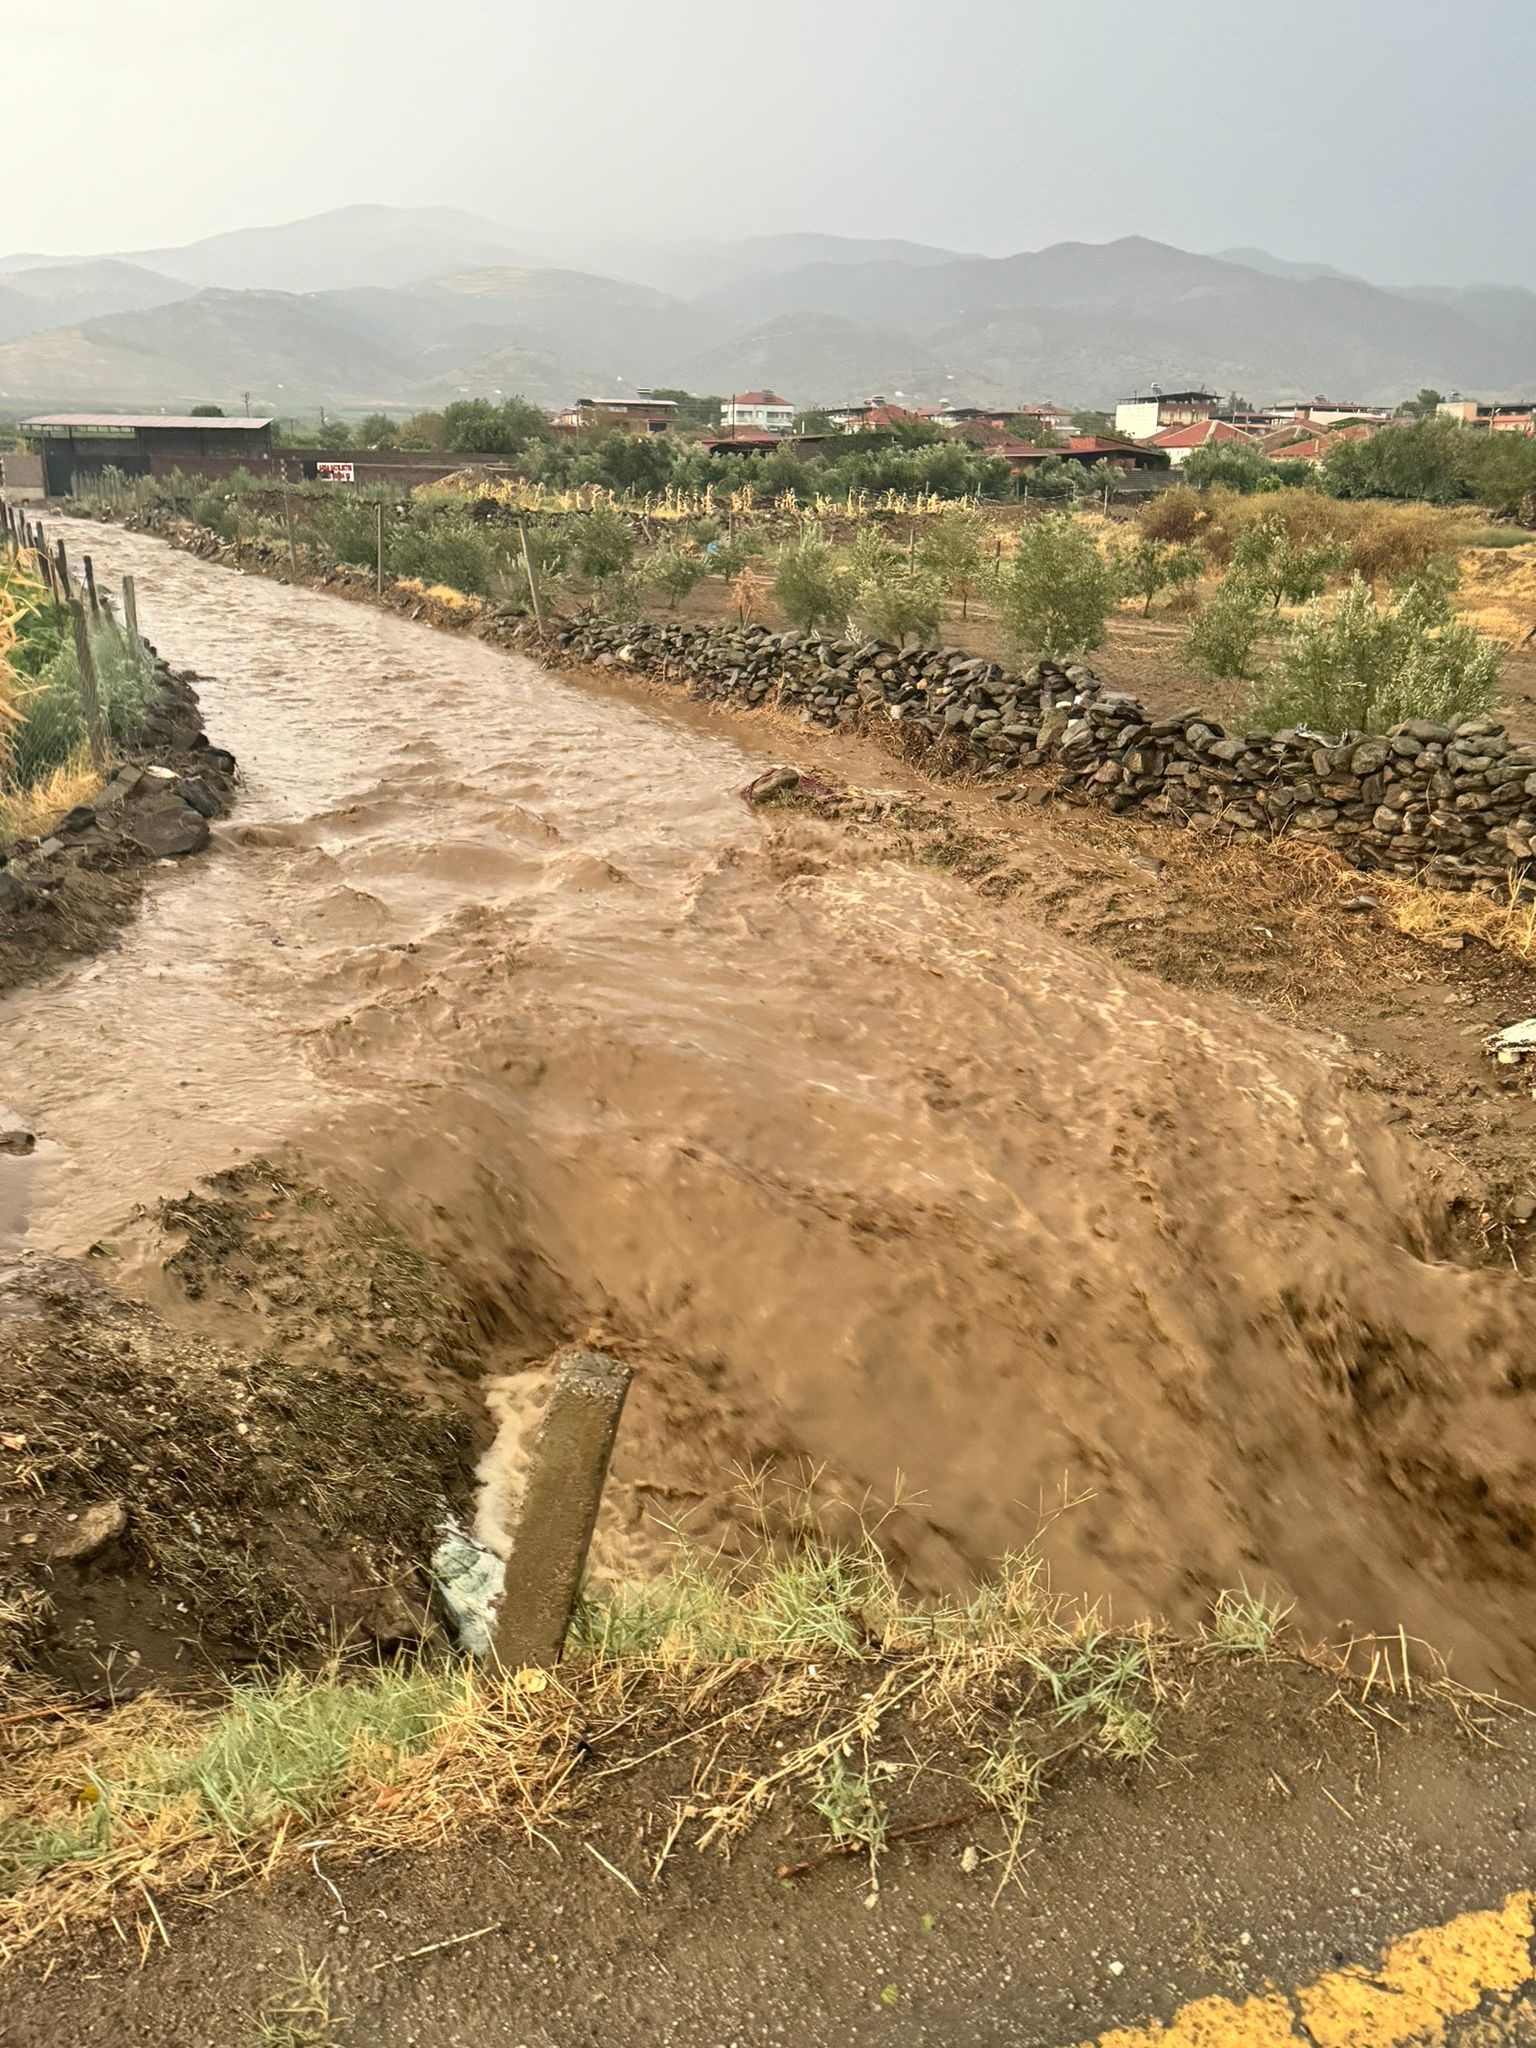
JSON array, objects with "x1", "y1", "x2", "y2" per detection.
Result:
[
  {"x1": 1113, "y1": 387, "x2": 1227, "y2": 440},
  {"x1": 924, "y1": 402, "x2": 1078, "y2": 437},
  {"x1": 719, "y1": 390, "x2": 795, "y2": 434},
  {"x1": 1438, "y1": 398, "x2": 1536, "y2": 435},
  {"x1": 1283, "y1": 398, "x2": 1390, "y2": 428},
  {"x1": 553, "y1": 396, "x2": 677, "y2": 435},
  {"x1": 1001, "y1": 434, "x2": 1167, "y2": 476},
  {"x1": 1146, "y1": 418, "x2": 1259, "y2": 467},
  {"x1": 823, "y1": 396, "x2": 926, "y2": 432},
  {"x1": 700, "y1": 430, "x2": 782, "y2": 456},
  {"x1": 1012, "y1": 402, "x2": 1077, "y2": 436}
]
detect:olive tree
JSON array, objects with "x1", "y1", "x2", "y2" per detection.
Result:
[{"x1": 997, "y1": 513, "x2": 1116, "y2": 659}]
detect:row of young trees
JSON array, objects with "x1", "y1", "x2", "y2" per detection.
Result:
[
  {"x1": 762, "y1": 504, "x2": 1498, "y2": 735},
  {"x1": 101, "y1": 455, "x2": 1505, "y2": 740}
]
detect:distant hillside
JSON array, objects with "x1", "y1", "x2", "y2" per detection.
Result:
[
  {"x1": 1217, "y1": 247, "x2": 1364, "y2": 283},
  {"x1": 419, "y1": 266, "x2": 692, "y2": 367},
  {"x1": 668, "y1": 312, "x2": 991, "y2": 409},
  {"x1": 414, "y1": 343, "x2": 627, "y2": 409},
  {"x1": 0, "y1": 289, "x2": 417, "y2": 409},
  {"x1": 0, "y1": 261, "x2": 191, "y2": 345},
  {"x1": 129, "y1": 205, "x2": 529, "y2": 292},
  {"x1": 686, "y1": 238, "x2": 1530, "y2": 401},
  {"x1": 0, "y1": 208, "x2": 1529, "y2": 415}
]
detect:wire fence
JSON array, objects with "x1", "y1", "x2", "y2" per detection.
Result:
[{"x1": 0, "y1": 496, "x2": 157, "y2": 796}]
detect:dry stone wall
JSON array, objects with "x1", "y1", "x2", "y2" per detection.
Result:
[{"x1": 535, "y1": 616, "x2": 1536, "y2": 895}]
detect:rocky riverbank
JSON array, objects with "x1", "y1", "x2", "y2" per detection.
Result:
[{"x1": 0, "y1": 662, "x2": 237, "y2": 994}]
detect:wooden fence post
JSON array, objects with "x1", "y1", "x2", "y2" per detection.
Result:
[
  {"x1": 517, "y1": 517, "x2": 546, "y2": 634},
  {"x1": 69, "y1": 601, "x2": 108, "y2": 773},
  {"x1": 122, "y1": 575, "x2": 149, "y2": 682},
  {"x1": 375, "y1": 499, "x2": 384, "y2": 595},
  {"x1": 82, "y1": 552, "x2": 99, "y2": 615},
  {"x1": 32, "y1": 523, "x2": 57, "y2": 605},
  {"x1": 53, "y1": 536, "x2": 71, "y2": 602}
]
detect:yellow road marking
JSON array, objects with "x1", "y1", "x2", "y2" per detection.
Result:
[
  {"x1": 1079, "y1": 1889, "x2": 1536, "y2": 2047},
  {"x1": 1094, "y1": 1992, "x2": 1298, "y2": 2046}
]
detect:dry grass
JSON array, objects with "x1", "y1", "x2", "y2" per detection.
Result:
[
  {"x1": 0, "y1": 1527, "x2": 1195, "y2": 1967},
  {"x1": 252, "y1": 1952, "x2": 345, "y2": 2046},
  {"x1": 1454, "y1": 542, "x2": 1536, "y2": 646},
  {"x1": 391, "y1": 577, "x2": 484, "y2": 618},
  {"x1": 4, "y1": 1511, "x2": 1482, "y2": 1973},
  {"x1": 1264, "y1": 839, "x2": 1536, "y2": 960},
  {"x1": 0, "y1": 750, "x2": 102, "y2": 844},
  {"x1": 0, "y1": 551, "x2": 53, "y2": 782}
]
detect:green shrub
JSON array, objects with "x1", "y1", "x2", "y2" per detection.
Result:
[
  {"x1": 919, "y1": 505, "x2": 991, "y2": 618},
  {"x1": 644, "y1": 543, "x2": 706, "y2": 609},
  {"x1": 389, "y1": 515, "x2": 496, "y2": 594},
  {"x1": 850, "y1": 570, "x2": 944, "y2": 646},
  {"x1": 1186, "y1": 578, "x2": 1267, "y2": 680},
  {"x1": 574, "y1": 504, "x2": 636, "y2": 583},
  {"x1": 9, "y1": 623, "x2": 156, "y2": 784},
  {"x1": 997, "y1": 513, "x2": 1116, "y2": 659},
  {"x1": 845, "y1": 527, "x2": 905, "y2": 585},
  {"x1": 1182, "y1": 442, "x2": 1285, "y2": 494},
  {"x1": 1255, "y1": 573, "x2": 1499, "y2": 732},
  {"x1": 1321, "y1": 419, "x2": 1467, "y2": 505},
  {"x1": 1119, "y1": 537, "x2": 1204, "y2": 614},
  {"x1": 774, "y1": 528, "x2": 846, "y2": 632},
  {"x1": 1230, "y1": 517, "x2": 1347, "y2": 609},
  {"x1": 704, "y1": 536, "x2": 755, "y2": 579}
]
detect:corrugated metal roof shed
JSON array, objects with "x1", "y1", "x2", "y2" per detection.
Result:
[{"x1": 23, "y1": 414, "x2": 276, "y2": 430}]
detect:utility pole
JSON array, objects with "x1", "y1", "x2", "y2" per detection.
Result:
[{"x1": 242, "y1": 389, "x2": 252, "y2": 417}]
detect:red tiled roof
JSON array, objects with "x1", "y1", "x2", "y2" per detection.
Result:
[
  {"x1": 1272, "y1": 423, "x2": 1379, "y2": 460},
  {"x1": 729, "y1": 391, "x2": 791, "y2": 407},
  {"x1": 1149, "y1": 419, "x2": 1256, "y2": 450}
]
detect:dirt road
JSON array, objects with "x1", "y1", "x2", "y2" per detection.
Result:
[{"x1": 10, "y1": 521, "x2": 1536, "y2": 1690}]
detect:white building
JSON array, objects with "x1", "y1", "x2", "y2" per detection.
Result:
[
  {"x1": 1285, "y1": 398, "x2": 1391, "y2": 427},
  {"x1": 719, "y1": 390, "x2": 795, "y2": 434},
  {"x1": 1114, "y1": 388, "x2": 1226, "y2": 440}
]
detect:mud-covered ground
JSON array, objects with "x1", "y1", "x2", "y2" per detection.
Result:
[
  {"x1": 5, "y1": 522, "x2": 1536, "y2": 1706},
  {"x1": 11, "y1": 521, "x2": 1536, "y2": 2041}
]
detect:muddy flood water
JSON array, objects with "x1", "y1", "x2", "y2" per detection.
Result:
[{"x1": 10, "y1": 520, "x2": 1536, "y2": 1688}]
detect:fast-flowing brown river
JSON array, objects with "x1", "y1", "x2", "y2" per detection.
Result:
[{"x1": 10, "y1": 520, "x2": 1536, "y2": 1686}]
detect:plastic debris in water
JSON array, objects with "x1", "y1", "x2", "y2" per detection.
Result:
[{"x1": 430, "y1": 1518, "x2": 505, "y2": 1654}]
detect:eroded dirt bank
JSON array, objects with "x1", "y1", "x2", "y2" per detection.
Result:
[{"x1": 9, "y1": 521, "x2": 1536, "y2": 1691}]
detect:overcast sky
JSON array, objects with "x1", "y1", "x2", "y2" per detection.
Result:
[{"x1": 9, "y1": 0, "x2": 1534, "y2": 286}]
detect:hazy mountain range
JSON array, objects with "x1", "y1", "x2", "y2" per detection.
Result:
[{"x1": 0, "y1": 204, "x2": 1530, "y2": 418}]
